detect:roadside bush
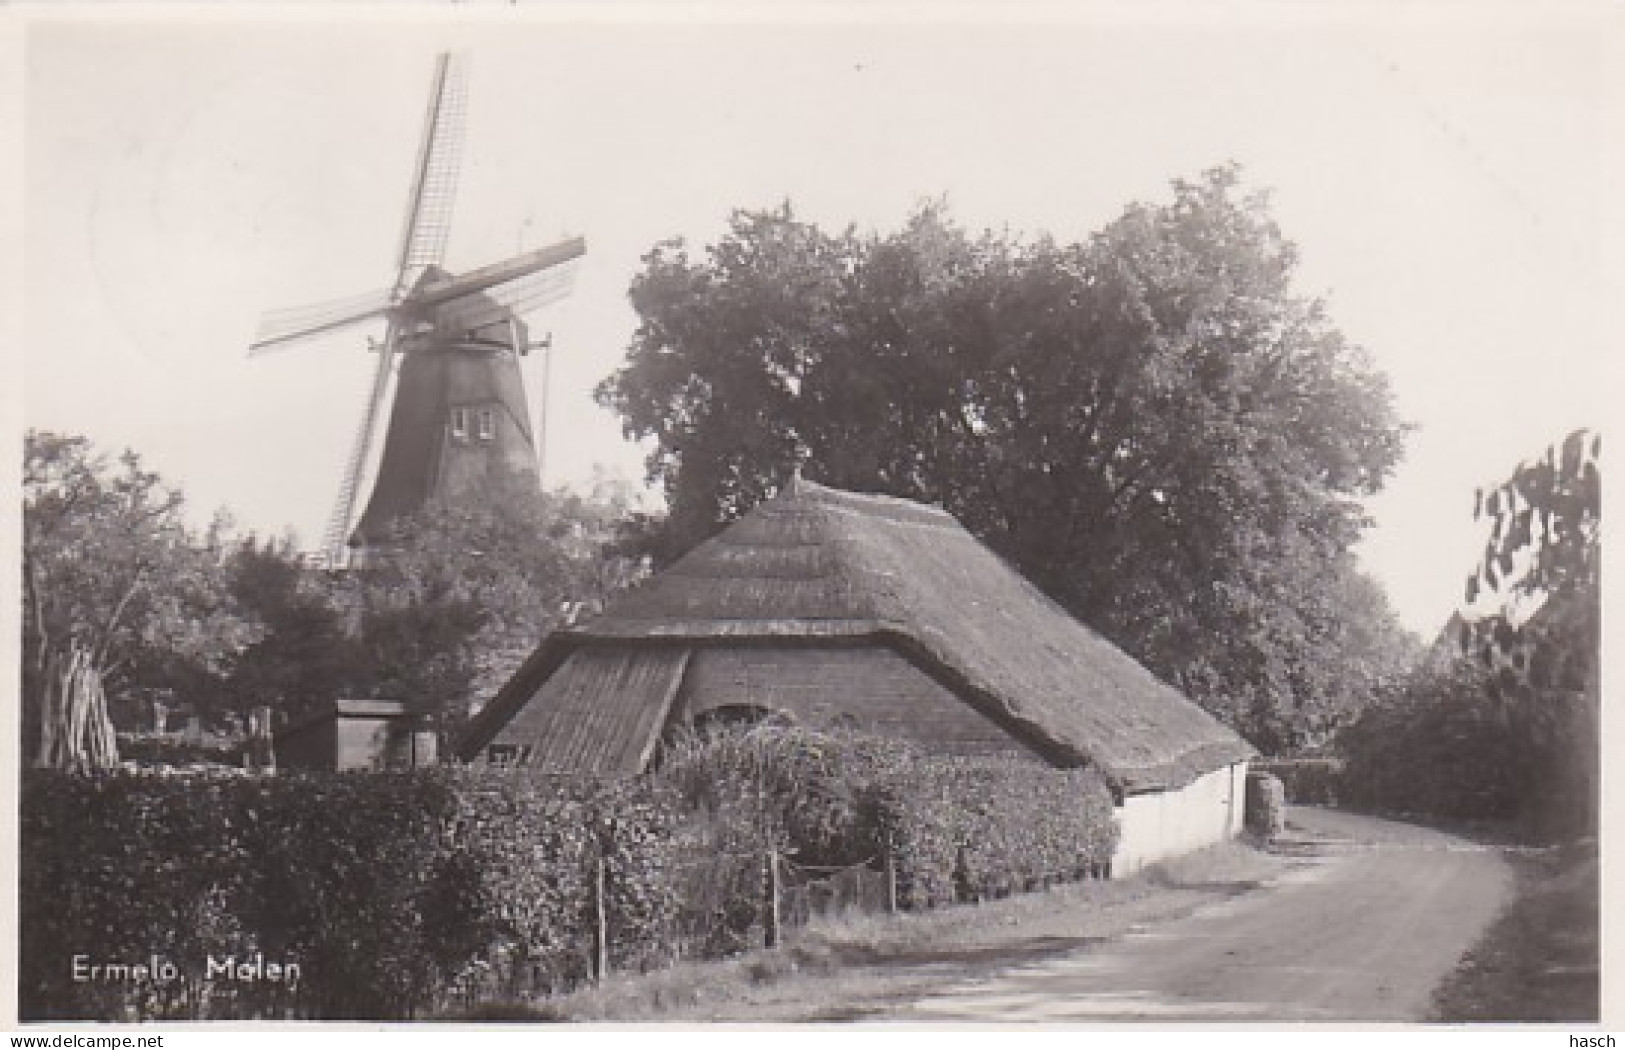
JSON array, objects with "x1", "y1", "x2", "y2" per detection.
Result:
[
  {"x1": 1337, "y1": 661, "x2": 1524, "y2": 823},
  {"x1": 653, "y1": 725, "x2": 892, "y2": 953},
  {"x1": 433, "y1": 771, "x2": 689, "y2": 1002},
  {"x1": 655, "y1": 724, "x2": 872, "y2": 865}
]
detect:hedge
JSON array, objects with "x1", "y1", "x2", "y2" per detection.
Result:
[
  {"x1": 656, "y1": 729, "x2": 1120, "y2": 910},
  {"x1": 18, "y1": 769, "x2": 686, "y2": 1021},
  {"x1": 1336, "y1": 662, "x2": 1527, "y2": 825},
  {"x1": 21, "y1": 729, "x2": 1121, "y2": 1021},
  {"x1": 860, "y1": 752, "x2": 1119, "y2": 908}
]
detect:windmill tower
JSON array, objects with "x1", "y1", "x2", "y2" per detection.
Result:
[{"x1": 249, "y1": 53, "x2": 582, "y2": 567}]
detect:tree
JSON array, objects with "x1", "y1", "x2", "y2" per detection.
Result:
[
  {"x1": 1461, "y1": 428, "x2": 1600, "y2": 836},
  {"x1": 1462, "y1": 428, "x2": 1600, "y2": 698},
  {"x1": 599, "y1": 168, "x2": 1412, "y2": 750},
  {"x1": 339, "y1": 476, "x2": 649, "y2": 738},
  {"x1": 22, "y1": 432, "x2": 260, "y2": 768},
  {"x1": 225, "y1": 534, "x2": 370, "y2": 729},
  {"x1": 1338, "y1": 429, "x2": 1600, "y2": 837}
]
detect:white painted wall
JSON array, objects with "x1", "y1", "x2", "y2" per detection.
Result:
[{"x1": 1111, "y1": 760, "x2": 1249, "y2": 876}]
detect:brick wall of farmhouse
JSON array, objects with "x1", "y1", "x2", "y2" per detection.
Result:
[{"x1": 676, "y1": 644, "x2": 1033, "y2": 758}]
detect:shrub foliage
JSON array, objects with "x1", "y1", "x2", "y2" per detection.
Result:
[
  {"x1": 657, "y1": 728, "x2": 1119, "y2": 910},
  {"x1": 19, "y1": 769, "x2": 681, "y2": 1020},
  {"x1": 21, "y1": 728, "x2": 1119, "y2": 1021},
  {"x1": 1337, "y1": 661, "x2": 1525, "y2": 823}
]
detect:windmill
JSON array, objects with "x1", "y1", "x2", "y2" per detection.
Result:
[{"x1": 249, "y1": 53, "x2": 583, "y2": 567}]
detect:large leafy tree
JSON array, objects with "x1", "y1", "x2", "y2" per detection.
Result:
[
  {"x1": 217, "y1": 475, "x2": 648, "y2": 746},
  {"x1": 22, "y1": 431, "x2": 260, "y2": 767},
  {"x1": 1462, "y1": 428, "x2": 1600, "y2": 698},
  {"x1": 1461, "y1": 428, "x2": 1600, "y2": 835},
  {"x1": 600, "y1": 168, "x2": 1412, "y2": 750}
]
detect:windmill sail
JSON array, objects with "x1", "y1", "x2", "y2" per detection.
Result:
[
  {"x1": 431, "y1": 241, "x2": 582, "y2": 334},
  {"x1": 249, "y1": 287, "x2": 395, "y2": 356},
  {"x1": 247, "y1": 50, "x2": 584, "y2": 568},
  {"x1": 326, "y1": 52, "x2": 469, "y2": 562},
  {"x1": 412, "y1": 237, "x2": 585, "y2": 308},
  {"x1": 321, "y1": 331, "x2": 401, "y2": 558},
  {"x1": 437, "y1": 266, "x2": 576, "y2": 335},
  {"x1": 394, "y1": 52, "x2": 469, "y2": 293}
]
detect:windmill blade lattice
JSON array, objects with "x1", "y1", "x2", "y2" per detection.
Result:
[
  {"x1": 436, "y1": 261, "x2": 578, "y2": 334},
  {"x1": 321, "y1": 330, "x2": 401, "y2": 560},
  {"x1": 393, "y1": 52, "x2": 469, "y2": 295},
  {"x1": 250, "y1": 286, "x2": 395, "y2": 355},
  {"x1": 488, "y1": 260, "x2": 578, "y2": 318}
]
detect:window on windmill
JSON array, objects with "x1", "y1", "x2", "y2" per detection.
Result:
[
  {"x1": 477, "y1": 407, "x2": 496, "y2": 442},
  {"x1": 449, "y1": 407, "x2": 470, "y2": 440}
]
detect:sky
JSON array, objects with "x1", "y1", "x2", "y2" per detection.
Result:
[{"x1": 13, "y1": 2, "x2": 1622, "y2": 639}]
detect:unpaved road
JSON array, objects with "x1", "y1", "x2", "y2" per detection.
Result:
[{"x1": 896, "y1": 808, "x2": 1514, "y2": 1023}]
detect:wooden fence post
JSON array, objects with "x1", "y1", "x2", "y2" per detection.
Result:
[
  {"x1": 765, "y1": 847, "x2": 781, "y2": 949},
  {"x1": 884, "y1": 843, "x2": 899, "y2": 914},
  {"x1": 593, "y1": 854, "x2": 609, "y2": 982},
  {"x1": 245, "y1": 705, "x2": 276, "y2": 773}
]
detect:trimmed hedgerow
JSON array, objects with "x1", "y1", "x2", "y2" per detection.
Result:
[
  {"x1": 20, "y1": 770, "x2": 262, "y2": 1022},
  {"x1": 858, "y1": 751, "x2": 1119, "y2": 908},
  {"x1": 657, "y1": 728, "x2": 1119, "y2": 911},
  {"x1": 18, "y1": 768, "x2": 687, "y2": 1021},
  {"x1": 1337, "y1": 661, "x2": 1527, "y2": 824},
  {"x1": 21, "y1": 729, "x2": 1120, "y2": 1021}
]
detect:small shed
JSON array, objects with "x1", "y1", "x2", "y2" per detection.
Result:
[
  {"x1": 276, "y1": 698, "x2": 437, "y2": 772},
  {"x1": 460, "y1": 477, "x2": 1255, "y2": 874}
]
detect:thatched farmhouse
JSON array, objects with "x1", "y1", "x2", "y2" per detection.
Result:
[{"x1": 459, "y1": 477, "x2": 1255, "y2": 873}]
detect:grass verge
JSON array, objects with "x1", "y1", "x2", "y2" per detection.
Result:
[
  {"x1": 1429, "y1": 838, "x2": 1599, "y2": 1022},
  {"x1": 478, "y1": 838, "x2": 1287, "y2": 1023}
]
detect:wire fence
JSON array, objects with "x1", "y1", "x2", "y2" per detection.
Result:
[
  {"x1": 442, "y1": 842, "x2": 901, "y2": 1012},
  {"x1": 777, "y1": 854, "x2": 892, "y2": 929}
]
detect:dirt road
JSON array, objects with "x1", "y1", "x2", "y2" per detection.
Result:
[{"x1": 895, "y1": 808, "x2": 1514, "y2": 1023}]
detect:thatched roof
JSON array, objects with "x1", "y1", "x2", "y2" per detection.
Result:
[{"x1": 461, "y1": 477, "x2": 1254, "y2": 792}]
